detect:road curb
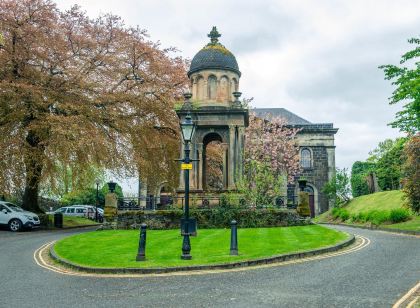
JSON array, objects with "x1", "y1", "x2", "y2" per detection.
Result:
[
  {"x1": 40, "y1": 224, "x2": 102, "y2": 231},
  {"x1": 49, "y1": 233, "x2": 355, "y2": 275},
  {"x1": 318, "y1": 222, "x2": 420, "y2": 236}
]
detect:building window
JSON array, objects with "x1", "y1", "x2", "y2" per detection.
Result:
[
  {"x1": 208, "y1": 75, "x2": 217, "y2": 100},
  {"x1": 300, "y1": 148, "x2": 312, "y2": 168}
]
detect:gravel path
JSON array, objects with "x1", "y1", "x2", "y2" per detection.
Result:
[{"x1": 0, "y1": 225, "x2": 418, "y2": 307}]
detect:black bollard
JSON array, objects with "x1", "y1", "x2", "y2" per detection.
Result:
[
  {"x1": 230, "y1": 220, "x2": 238, "y2": 255},
  {"x1": 136, "y1": 223, "x2": 147, "y2": 261}
]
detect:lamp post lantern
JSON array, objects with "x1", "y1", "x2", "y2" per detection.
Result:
[{"x1": 180, "y1": 112, "x2": 195, "y2": 260}]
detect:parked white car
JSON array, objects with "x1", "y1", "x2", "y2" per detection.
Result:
[
  {"x1": 0, "y1": 201, "x2": 40, "y2": 232},
  {"x1": 50, "y1": 205, "x2": 87, "y2": 217},
  {"x1": 48, "y1": 205, "x2": 103, "y2": 221}
]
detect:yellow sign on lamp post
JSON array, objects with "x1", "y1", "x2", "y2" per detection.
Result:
[{"x1": 181, "y1": 163, "x2": 193, "y2": 170}]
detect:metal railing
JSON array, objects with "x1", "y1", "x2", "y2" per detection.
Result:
[{"x1": 117, "y1": 195, "x2": 298, "y2": 211}]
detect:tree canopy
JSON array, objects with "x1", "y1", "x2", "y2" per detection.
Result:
[
  {"x1": 239, "y1": 113, "x2": 301, "y2": 206},
  {"x1": 0, "y1": 0, "x2": 188, "y2": 212},
  {"x1": 379, "y1": 37, "x2": 420, "y2": 135}
]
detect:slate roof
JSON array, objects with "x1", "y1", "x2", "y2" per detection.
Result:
[
  {"x1": 188, "y1": 27, "x2": 240, "y2": 77},
  {"x1": 252, "y1": 108, "x2": 312, "y2": 125},
  {"x1": 188, "y1": 47, "x2": 240, "y2": 77}
]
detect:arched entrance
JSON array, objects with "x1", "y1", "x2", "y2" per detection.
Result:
[{"x1": 202, "y1": 132, "x2": 226, "y2": 191}]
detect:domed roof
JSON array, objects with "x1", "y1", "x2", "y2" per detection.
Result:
[{"x1": 188, "y1": 27, "x2": 241, "y2": 77}]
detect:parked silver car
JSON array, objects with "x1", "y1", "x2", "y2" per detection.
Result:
[{"x1": 0, "y1": 201, "x2": 40, "y2": 232}]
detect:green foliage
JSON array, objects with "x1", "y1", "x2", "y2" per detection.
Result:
[
  {"x1": 238, "y1": 160, "x2": 285, "y2": 207},
  {"x1": 323, "y1": 168, "x2": 351, "y2": 206},
  {"x1": 297, "y1": 192, "x2": 311, "y2": 217},
  {"x1": 389, "y1": 208, "x2": 411, "y2": 223},
  {"x1": 331, "y1": 208, "x2": 350, "y2": 221},
  {"x1": 401, "y1": 135, "x2": 420, "y2": 213},
  {"x1": 331, "y1": 207, "x2": 409, "y2": 225},
  {"x1": 60, "y1": 183, "x2": 123, "y2": 206},
  {"x1": 379, "y1": 37, "x2": 420, "y2": 134},
  {"x1": 372, "y1": 138, "x2": 407, "y2": 190},
  {"x1": 117, "y1": 208, "x2": 308, "y2": 230},
  {"x1": 351, "y1": 161, "x2": 375, "y2": 197}
]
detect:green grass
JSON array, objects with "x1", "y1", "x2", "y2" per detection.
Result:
[
  {"x1": 381, "y1": 215, "x2": 420, "y2": 231},
  {"x1": 315, "y1": 190, "x2": 420, "y2": 231},
  {"x1": 342, "y1": 190, "x2": 404, "y2": 214},
  {"x1": 54, "y1": 225, "x2": 348, "y2": 268},
  {"x1": 47, "y1": 215, "x2": 98, "y2": 227}
]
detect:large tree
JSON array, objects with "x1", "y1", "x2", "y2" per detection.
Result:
[
  {"x1": 379, "y1": 37, "x2": 420, "y2": 135},
  {"x1": 401, "y1": 134, "x2": 420, "y2": 213},
  {"x1": 0, "y1": 0, "x2": 188, "y2": 212},
  {"x1": 368, "y1": 138, "x2": 407, "y2": 191},
  {"x1": 239, "y1": 113, "x2": 301, "y2": 206}
]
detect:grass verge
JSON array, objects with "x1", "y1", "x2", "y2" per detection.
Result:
[
  {"x1": 54, "y1": 225, "x2": 348, "y2": 268},
  {"x1": 47, "y1": 215, "x2": 98, "y2": 228}
]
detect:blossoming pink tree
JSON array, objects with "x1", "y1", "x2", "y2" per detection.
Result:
[{"x1": 239, "y1": 113, "x2": 301, "y2": 206}]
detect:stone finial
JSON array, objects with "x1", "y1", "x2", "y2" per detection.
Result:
[
  {"x1": 232, "y1": 91, "x2": 242, "y2": 108},
  {"x1": 208, "y1": 26, "x2": 221, "y2": 44},
  {"x1": 182, "y1": 92, "x2": 193, "y2": 110}
]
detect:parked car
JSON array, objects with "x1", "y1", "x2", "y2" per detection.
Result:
[
  {"x1": 84, "y1": 206, "x2": 104, "y2": 221},
  {"x1": 48, "y1": 205, "x2": 103, "y2": 222},
  {"x1": 49, "y1": 205, "x2": 87, "y2": 217},
  {"x1": 0, "y1": 201, "x2": 40, "y2": 232}
]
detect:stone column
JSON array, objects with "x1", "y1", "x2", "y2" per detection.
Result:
[
  {"x1": 326, "y1": 146, "x2": 336, "y2": 209},
  {"x1": 228, "y1": 125, "x2": 236, "y2": 189},
  {"x1": 197, "y1": 143, "x2": 203, "y2": 190},
  {"x1": 237, "y1": 126, "x2": 245, "y2": 181},
  {"x1": 221, "y1": 143, "x2": 229, "y2": 190}
]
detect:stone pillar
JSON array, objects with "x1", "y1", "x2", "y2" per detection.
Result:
[
  {"x1": 326, "y1": 146, "x2": 336, "y2": 209},
  {"x1": 221, "y1": 143, "x2": 229, "y2": 189},
  {"x1": 138, "y1": 178, "x2": 147, "y2": 208},
  {"x1": 237, "y1": 126, "x2": 245, "y2": 181},
  {"x1": 104, "y1": 192, "x2": 118, "y2": 221},
  {"x1": 228, "y1": 125, "x2": 236, "y2": 189},
  {"x1": 203, "y1": 77, "x2": 208, "y2": 100},
  {"x1": 197, "y1": 143, "x2": 203, "y2": 190}
]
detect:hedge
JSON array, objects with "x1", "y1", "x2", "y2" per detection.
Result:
[{"x1": 117, "y1": 207, "x2": 309, "y2": 230}]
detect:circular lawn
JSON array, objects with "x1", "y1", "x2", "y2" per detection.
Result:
[{"x1": 54, "y1": 225, "x2": 349, "y2": 268}]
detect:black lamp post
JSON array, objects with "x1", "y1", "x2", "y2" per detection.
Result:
[
  {"x1": 180, "y1": 113, "x2": 195, "y2": 260},
  {"x1": 95, "y1": 180, "x2": 100, "y2": 222}
]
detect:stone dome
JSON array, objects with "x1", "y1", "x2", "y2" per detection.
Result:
[{"x1": 188, "y1": 27, "x2": 241, "y2": 77}]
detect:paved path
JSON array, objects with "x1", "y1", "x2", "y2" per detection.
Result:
[{"x1": 0, "y1": 225, "x2": 419, "y2": 307}]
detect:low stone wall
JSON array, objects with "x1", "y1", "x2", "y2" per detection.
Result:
[{"x1": 117, "y1": 208, "x2": 310, "y2": 230}]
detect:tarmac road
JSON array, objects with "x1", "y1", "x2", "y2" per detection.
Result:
[{"x1": 0, "y1": 225, "x2": 419, "y2": 307}]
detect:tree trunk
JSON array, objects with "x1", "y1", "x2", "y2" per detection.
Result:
[{"x1": 22, "y1": 131, "x2": 44, "y2": 213}]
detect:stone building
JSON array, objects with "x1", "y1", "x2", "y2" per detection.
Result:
[
  {"x1": 176, "y1": 27, "x2": 249, "y2": 193},
  {"x1": 137, "y1": 27, "x2": 338, "y2": 216},
  {"x1": 173, "y1": 27, "x2": 339, "y2": 216},
  {"x1": 253, "y1": 108, "x2": 338, "y2": 216}
]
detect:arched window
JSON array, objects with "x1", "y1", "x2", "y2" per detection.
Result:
[
  {"x1": 196, "y1": 76, "x2": 204, "y2": 100},
  {"x1": 300, "y1": 148, "x2": 312, "y2": 168},
  {"x1": 208, "y1": 75, "x2": 217, "y2": 100},
  {"x1": 219, "y1": 76, "x2": 229, "y2": 101}
]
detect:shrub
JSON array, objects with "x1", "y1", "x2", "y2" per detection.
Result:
[
  {"x1": 38, "y1": 214, "x2": 52, "y2": 227},
  {"x1": 297, "y1": 192, "x2": 311, "y2": 217},
  {"x1": 365, "y1": 210, "x2": 390, "y2": 225},
  {"x1": 116, "y1": 208, "x2": 308, "y2": 230},
  {"x1": 339, "y1": 209, "x2": 350, "y2": 221},
  {"x1": 331, "y1": 207, "x2": 349, "y2": 221},
  {"x1": 389, "y1": 208, "x2": 410, "y2": 223}
]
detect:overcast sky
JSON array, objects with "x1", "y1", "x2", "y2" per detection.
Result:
[{"x1": 55, "y1": 0, "x2": 420, "y2": 194}]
